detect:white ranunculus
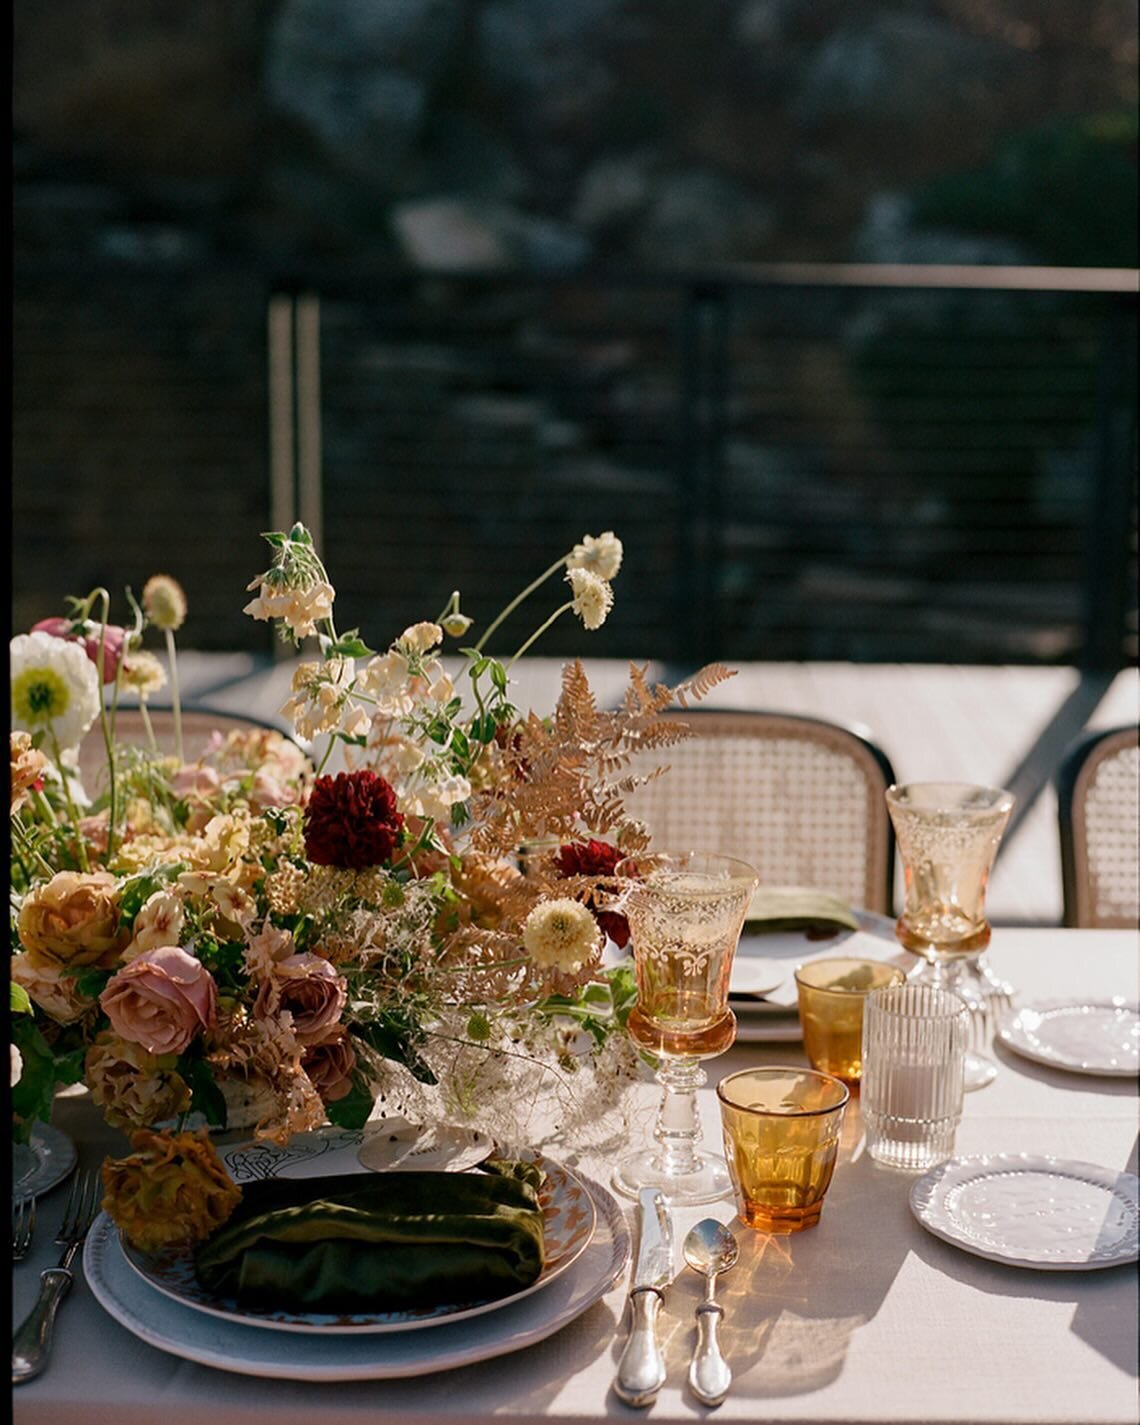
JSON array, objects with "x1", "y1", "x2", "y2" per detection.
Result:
[{"x1": 10, "y1": 631, "x2": 101, "y2": 751}]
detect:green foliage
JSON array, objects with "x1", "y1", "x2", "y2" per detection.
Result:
[
  {"x1": 181, "y1": 1055, "x2": 228, "y2": 1128},
  {"x1": 11, "y1": 982, "x2": 32, "y2": 1015},
  {"x1": 912, "y1": 112, "x2": 1138, "y2": 267},
  {"x1": 353, "y1": 1014, "x2": 439, "y2": 1085},
  {"x1": 323, "y1": 1074, "x2": 376, "y2": 1131}
]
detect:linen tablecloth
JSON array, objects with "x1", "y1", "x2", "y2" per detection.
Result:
[{"x1": 13, "y1": 928, "x2": 1139, "y2": 1425}]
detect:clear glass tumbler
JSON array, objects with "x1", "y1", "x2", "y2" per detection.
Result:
[{"x1": 861, "y1": 983, "x2": 968, "y2": 1172}]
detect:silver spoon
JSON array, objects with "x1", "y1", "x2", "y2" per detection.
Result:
[{"x1": 683, "y1": 1218, "x2": 739, "y2": 1407}]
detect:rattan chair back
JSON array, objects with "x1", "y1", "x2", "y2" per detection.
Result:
[
  {"x1": 1057, "y1": 724, "x2": 1140, "y2": 929},
  {"x1": 621, "y1": 709, "x2": 897, "y2": 914}
]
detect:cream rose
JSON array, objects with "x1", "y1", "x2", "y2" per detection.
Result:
[
  {"x1": 100, "y1": 945, "x2": 217, "y2": 1055},
  {"x1": 10, "y1": 952, "x2": 97, "y2": 1026},
  {"x1": 17, "y1": 870, "x2": 125, "y2": 971},
  {"x1": 253, "y1": 953, "x2": 346, "y2": 1046}
]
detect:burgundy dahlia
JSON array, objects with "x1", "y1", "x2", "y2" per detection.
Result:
[
  {"x1": 303, "y1": 770, "x2": 404, "y2": 869},
  {"x1": 553, "y1": 839, "x2": 631, "y2": 948}
]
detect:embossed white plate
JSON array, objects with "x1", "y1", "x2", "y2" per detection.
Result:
[
  {"x1": 85, "y1": 1175, "x2": 629, "y2": 1379},
  {"x1": 997, "y1": 1000, "x2": 1139, "y2": 1077},
  {"x1": 910, "y1": 1155, "x2": 1140, "y2": 1270},
  {"x1": 119, "y1": 1145, "x2": 596, "y2": 1333}
]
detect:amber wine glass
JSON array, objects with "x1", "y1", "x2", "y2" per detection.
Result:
[
  {"x1": 612, "y1": 851, "x2": 759, "y2": 1204},
  {"x1": 886, "y1": 782, "x2": 1015, "y2": 1091}
]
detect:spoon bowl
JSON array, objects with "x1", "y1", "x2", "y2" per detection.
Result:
[
  {"x1": 683, "y1": 1219, "x2": 739, "y2": 1278},
  {"x1": 682, "y1": 1219, "x2": 738, "y2": 1406}
]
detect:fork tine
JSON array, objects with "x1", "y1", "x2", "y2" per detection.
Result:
[{"x1": 57, "y1": 1169, "x2": 99, "y2": 1243}]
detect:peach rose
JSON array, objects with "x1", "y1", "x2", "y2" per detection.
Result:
[
  {"x1": 101, "y1": 1129, "x2": 240, "y2": 1253},
  {"x1": 254, "y1": 953, "x2": 346, "y2": 1046},
  {"x1": 10, "y1": 952, "x2": 97, "y2": 1025},
  {"x1": 17, "y1": 870, "x2": 125, "y2": 971},
  {"x1": 85, "y1": 1032, "x2": 192, "y2": 1129},
  {"x1": 301, "y1": 1031, "x2": 357, "y2": 1103},
  {"x1": 10, "y1": 732, "x2": 47, "y2": 813},
  {"x1": 100, "y1": 945, "x2": 217, "y2": 1055}
]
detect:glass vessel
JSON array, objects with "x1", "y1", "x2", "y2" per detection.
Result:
[
  {"x1": 612, "y1": 851, "x2": 759, "y2": 1204},
  {"x1": 885, "y1": 782, "x2": 1015, "y2": 1091},
  {"x1": 793, "y1": 957, "x2": 906, "y2": 1084}
]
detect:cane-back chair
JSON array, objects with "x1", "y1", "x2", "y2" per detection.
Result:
[
  {"x1": 621, "y1": 709, "x2": 897, "y2": 915},
  {"x1": 1057, "y1": 724, "x2": 1140, "y2": 929}
]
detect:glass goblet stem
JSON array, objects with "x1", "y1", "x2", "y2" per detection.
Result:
[{"x1": 652, "y1": 1056, "x2": 707, "y2": 1180}]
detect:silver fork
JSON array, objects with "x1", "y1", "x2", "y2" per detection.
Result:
[
  {"x1": 12, "y1": 1197, "x2": 37, "y2": 1262},
  {"x1": 12, "y1": 1169, "x2": 101, "y2": 1386}
]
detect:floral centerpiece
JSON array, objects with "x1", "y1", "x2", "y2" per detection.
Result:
[{"x1": 10, "y1": 526, "x2": 731, "y2": 1249}]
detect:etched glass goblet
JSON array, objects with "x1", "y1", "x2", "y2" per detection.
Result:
[
  {"x1": 612, "y1": 851, "x2": 759, "y2": 1204},
  {"x1": 885, "y1": 782, "x2": 1015, "y2": 1090}
]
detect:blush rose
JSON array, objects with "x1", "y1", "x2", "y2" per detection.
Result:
[{"x1": 100, "y1": 945, "x2": 217, "y2": 1056}]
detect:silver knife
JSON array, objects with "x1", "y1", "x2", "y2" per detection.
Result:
[{"x1": 614, "y1": 1188, "x2": 673, "y2": 1406}]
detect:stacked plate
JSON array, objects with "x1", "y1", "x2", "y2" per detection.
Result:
[
  {"x1": 730, "y1": 910, "x2": 905, "y2": 1042},
  {"x1": 84, "y1": 1125, "x2": 631, "y2": 1380}
]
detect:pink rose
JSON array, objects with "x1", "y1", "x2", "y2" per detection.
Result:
[
  {"x1": 32, "y1": 618, "x2": 127, "y2": 685},
  {"x1": 254, "y1": 953, "x2": 346, "y2": 1045},
  {"x1": 302, "y1": 1031, "x2": 357, "y2": 1103},
  {"x1": 100, "y1": 945, "x2": 217, "y2": 1055}
]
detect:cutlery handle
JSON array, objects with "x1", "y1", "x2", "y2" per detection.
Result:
[
  {"x1": 12, "y1": 1268, "x2": 73, "y2": 1385},
  {"x1": 615, "y1": 1287, "x2": 667, "y2": 1406},
  {"x1": 689, "y1": 1301, "x2": 731, "y2": 1407}
]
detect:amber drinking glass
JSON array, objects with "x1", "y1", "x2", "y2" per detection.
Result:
[
  {"x1": 794, "y1": 958, "x2": 906, "y2": 1084},
  {"x1": 885, "y1": 782, "x2": 1015, "y2": 1090},
  {"x1": 612, "y1": 851, "x2": 759, "y2": 1205},
  {"x1": 717, "y1": 1067, "x2": 849, "y2": 1232}
]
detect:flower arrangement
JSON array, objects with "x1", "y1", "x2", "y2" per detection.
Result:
[{"x1": 10, "y1": 527, "x2": 732, "y2": 1245}]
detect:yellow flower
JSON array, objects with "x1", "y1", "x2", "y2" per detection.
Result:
[
  {"x1": 120, "y1": 650, "x2": 167, "y2": 699},
  {"x1": 17, "y1": 870, "x2": 126, "y2": 971},
  {"x1": 566, "y1": 568, "x2": 614, "y2": 631},
  {"x1": 522, "y1": 898, "x2": 600, "y2": 973},
  {"x1": 101, "y1": 1129, "x2": 241, "y2": 1252},
  {"x1": 142, "y1": 575, "x2": 188, "y2": 632}
]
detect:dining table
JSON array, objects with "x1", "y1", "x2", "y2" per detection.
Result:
[{"x1": 12, "y1": 923, "x2": 1139, "y2": 1425}]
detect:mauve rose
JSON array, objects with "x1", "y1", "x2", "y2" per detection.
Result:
[
  {"x1": 170, "y1": 765, "x2": 221, "y2": 800},
  {"x1": 100, "y1": 945, "x2": 217, "y2": 1055},
  {"x1": 302, "y1": 1031, "x2": 357, "y2": 1103},
  {"x1": 31, "y1": 618, "x2": 127, "y2": 685},
  {"x1": 254, "y1": 953, "x2": 346, "y2": 1045}
]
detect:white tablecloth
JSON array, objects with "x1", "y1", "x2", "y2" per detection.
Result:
[{"x1": 13, "y1": 928, "x2": 1139, "y2": 1425}]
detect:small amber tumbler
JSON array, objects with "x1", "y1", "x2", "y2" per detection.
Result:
[
  {"x1": 794, "y1": 958, "x2": 907, "y2": 1084},
  {"x1": 716, "y1": 1067, "x2": 849, "y2": 1232}
]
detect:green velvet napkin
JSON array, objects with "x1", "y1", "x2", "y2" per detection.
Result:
[
  {"x1": 193, "y1": 1159, "x2": 546, "y2": 1314},
  {"x1": 745, "y1": 886, "x2": 860, "y2": 933}
]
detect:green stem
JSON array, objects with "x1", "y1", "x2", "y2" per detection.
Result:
[
  {"x1": 474, "y1": 556, "x2": 568, "y2": 653},
  {"x1": 314, "y1": 734, "x2": 338, "y2": 776},
  {"x1": 48, "y1": 730, "x2": 90, "y2": 873},
  {"x1": 504, "y1": 602, "x2": 573, "y2": 671},
  {"x1": 389, "y1": 817, "x2": 439, "y2": 873},
  {"x1": 138, "y1": 700, "x2": 159, "y2": 754},
  {"x1": 164, "y1": 628, "x2": 184, "y2": 765},
  {"x1": 91, "y1": 589, "x2": 120, "y2": 862},
  {"x1": 11, "y1": 816, "x2": 55, "y2": 880}
]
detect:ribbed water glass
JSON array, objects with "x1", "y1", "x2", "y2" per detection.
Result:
[{"x1": 861, "y1": 984, "x2": 968, "y2": 1171}]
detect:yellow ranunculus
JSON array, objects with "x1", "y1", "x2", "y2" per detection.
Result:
[{"x1": 101, "y1": 1129, "x2": 241, "y2": 1253}]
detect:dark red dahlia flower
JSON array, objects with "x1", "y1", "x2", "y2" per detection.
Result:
[
  {"x1": 303, "y1": 770, "x2": 404, "y2": 869},
  {"x1": 554, "y1": 839, "x2": 631, "y2": 948}
]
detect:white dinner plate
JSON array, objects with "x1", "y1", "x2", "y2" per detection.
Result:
[
  {"x1": 12, "y1": 1124, "x2": 77, "y2": 1199},
  {"x1": 119, "y1": 1149, "x2": 596, "y2": 1333},
  {"x1": 910, "y1": 1154, "x2": 1140, "y2": 1271},
  {"x1": 85, "y1": 1174, "x2": 630, "y2": 1380},
  {"x1": 996, "y1": 1000, "x2": 1139, "y2": 1078}
]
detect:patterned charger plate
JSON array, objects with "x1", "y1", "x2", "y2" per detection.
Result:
[{"x1": 118, "y1": 1140, "x2": 597, "y2": 1333}]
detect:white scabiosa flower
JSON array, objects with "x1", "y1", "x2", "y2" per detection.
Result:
[
  {"x1": 522, "y1": 898, "x2": 601, "y2": 974},
  {"x1": 120, "y1": 650, "x2": 168, "y2": 700},
  {"x1": 142, "y1": 574, "x2": 188, "y2": 631},
  {"x1": 10, "y1": 631, "x2": 101, "y2": 751},
  {"x1": 566, "y1": 568, "x2": 614, "y2": 631},
  {"x1": 568, "y1": 531, "x2": 623, "y2": 581}
]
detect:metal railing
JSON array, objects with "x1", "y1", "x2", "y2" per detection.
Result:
[{"x1": 13, "y1": 259, "x2": 1138, "y2": 668}]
